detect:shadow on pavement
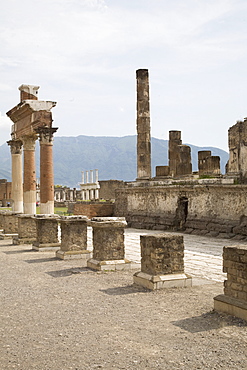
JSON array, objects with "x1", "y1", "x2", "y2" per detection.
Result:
[
  {"x1": 100, "y1": 284, "x2": 149, "y2": 295},
  {"x1": 172, "y1": 311, "x2": 247, "y2": 333}
]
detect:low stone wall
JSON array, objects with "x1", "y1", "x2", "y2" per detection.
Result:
[
  {"x1": 115, "y1": 184, "x2": 247, "y2": 239},
  {"x1": 73, "y1": 201, "x2": 114, "y2": 219},
  {"x1": 214, "y1": 245, "x2": 247, "y2": 321}
]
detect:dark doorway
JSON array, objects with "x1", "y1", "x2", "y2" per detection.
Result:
[{"x1": 175, "y1": 196, "x2": 188, "y2": 230}]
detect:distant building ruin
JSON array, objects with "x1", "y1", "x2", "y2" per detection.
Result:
[{"x1": 226, "y1": 118, "x2": 247, "y2": 182}]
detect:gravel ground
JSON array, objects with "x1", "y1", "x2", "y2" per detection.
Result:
[{"x1": 0, "y1": 239, "x2": 246, "y2": 370}]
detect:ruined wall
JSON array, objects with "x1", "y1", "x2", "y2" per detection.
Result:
[
  {"x1": 168, "y1": 131, "x2": 192, "y2": 177},
  {"x1": 114, "y1": 184, "x2": 247, "y2": 239},
  {"x1": 0, "y1": 180, "x2": 12, "y2": 206},
  {"x1": 73, "y1": 201, "x2": 114, "y2": 219},
  {"x1": 227, "y1": 118, "x2": 247, "y2": 180},
  {"x1": 198, "y1": 151, "x2": 221, "y2": 176}
]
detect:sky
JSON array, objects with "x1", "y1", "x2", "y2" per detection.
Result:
[{"x1": 0, "y1": 0, "x2": 247, "y2": 151}]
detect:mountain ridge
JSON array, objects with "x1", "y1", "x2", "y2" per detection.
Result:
[{"x1": 0, "y1": 135, "x2": 229, "y2": 187}]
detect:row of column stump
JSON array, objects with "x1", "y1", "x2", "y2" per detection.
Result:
[{"x1": 0, "y1": 210, "x2": 246, "y2": 321}]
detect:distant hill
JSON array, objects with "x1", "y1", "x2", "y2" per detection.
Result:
[{"x1": 0, "y1": 135, "x2": 229, "y2": 188}]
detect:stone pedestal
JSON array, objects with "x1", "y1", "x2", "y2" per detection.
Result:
[
  {"x1": 13, "y1": 214, "x2": 36, "y2": 245},
  {"x1": 32, "y1": 215, "x2": 60, "y2": 251},
  {"x1": 87, "y1": 217, "x2": 131, "y2": 271},
  {"x1": 133, "y1": 234, "x2": 192, "y2": 290},
  {"x1": 56, "y1": 216, "x2": 91, "y2": 261},
  {"x1": 0, "y1": 212, "x2": 20, "y2": 239},
  {"x1": 214, "y1": 245, "x2": 247, "y2": 321}
]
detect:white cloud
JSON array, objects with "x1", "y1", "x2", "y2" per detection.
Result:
[{"x1": 0, "y1": 113, "x2": 12, "y2": 145}]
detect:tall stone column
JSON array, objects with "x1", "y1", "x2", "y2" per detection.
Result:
[
  {"x1": 136, "y1": 69, "x2": 151, "y2": 180},
  {"x1": 36, "y1": 127, "x2": 58, "y2": 214},
  {"x1": 7, "y1": 140, "x2": 23, "y2": 213},
  {"x1": 22, "y1": 135, "x2": 37, "y2": 214}
]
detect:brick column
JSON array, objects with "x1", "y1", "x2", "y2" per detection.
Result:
[
  {"x1": 134, "y1": 234, "x2": 192, "y2": 290},
  {"x1": 87, "y1": 217, "x2": 131, "y2": 271},
  {"x1": 214, "y1": 245, "x2": 247, "y2": 321},
  {"x1": 36, "y1": 127, "x2": 58, "y2": 214},
  {"x1": 136, "y1": 69, "x2": 151, "y2": 180},
  {"x1": 56, "y1": 216, "x2": 90, "y2": 261},
  {"x1": 22, "y1": 135, "x2": 37, "y2": 214},
  {"x1": 7, "y1": 140, "x2": 23, "y2": 213}
]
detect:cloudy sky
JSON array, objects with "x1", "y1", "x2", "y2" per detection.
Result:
[{"x1": 0, "y1": 0, "x2": 247, "y2": 151}]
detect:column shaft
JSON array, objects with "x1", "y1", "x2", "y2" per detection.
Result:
[
  {"x1": 22, "y1": 135, "x2": 37, "y2": 214},
  {"x1": 8, "y1": 140, "x2": 23, "y2": 213},
  {"x1": 136, "y1": 69, "x2": 151, "y2": 179}
]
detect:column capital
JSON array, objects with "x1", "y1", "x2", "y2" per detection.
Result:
[
  {"x1": 22, "y1": 134, "x2": 37, "y2": 151},
  {"x1": 7, "y1": 139, "x2": 23, "y2": 155},
  {"x1": 35, "y1": 127, "x2": 58, "y2": 144}
]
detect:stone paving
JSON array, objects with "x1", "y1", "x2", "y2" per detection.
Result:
[{"x1": 87, "y1": 227, "x2": 246, "y2": 283}]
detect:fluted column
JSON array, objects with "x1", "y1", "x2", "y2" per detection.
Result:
[
  {"x1": 36, "y1": 127, "x2": 58, "y2": 214},
  {"x1": 7, "y1": 140, "x2": 23, "y2": 213},
  {"x1": 22, "y1": 135, "x2": 37, "y2": 214}
]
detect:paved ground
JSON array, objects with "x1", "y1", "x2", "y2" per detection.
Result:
[{"x1": 0, "y1": 228, "x2": 246, "y2": 369}]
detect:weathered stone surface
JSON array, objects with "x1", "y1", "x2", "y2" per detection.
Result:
[
  {"x1": 90, "y1": 217, "x2": 127, "y2": 261},
  {"x1": 198, "y1": 151, "x2": 221, "y2": 176},
  {"x1": 13, "y1": 214, "x2": 36, "y2": 244},
  {"x1": 2, "y1": 212, "x2": 19, "y2": 234},
  {"x1": 214, "y1": 245, "x2": 247, "y2": 320},
  {"x1": 140, "y1": 234, "x2": 184, "y2": 275},
  {"x1": 169, "y1": 131, "x2": 192, "y2": 177},
  {"x1": 136, "y1": 69, "x2": 151, "y2": 179},
  {"x1": 114, "y1": 184, "x2": 247, "y2": 238},
  {"x1": 32, "y1": 215, "x2": 60, "y2": 250},
  {"x1": 60, "y1": 216, "x2": 88, "y2": 252}
]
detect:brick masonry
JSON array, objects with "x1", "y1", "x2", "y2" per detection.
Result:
[
  {"x1": 223, "y1": 245, "x2": 247, "y2": 302},
  {"x1": 73, "y1": 202, "x2": 114, "y2": 219},
  {"x1": 140, "y1": 234, "x2": 184, "y2": 275}
]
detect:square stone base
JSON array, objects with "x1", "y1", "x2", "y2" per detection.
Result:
[
  {"x1": 12, "y1": 237, "x2": 36, "y2": 245},
  {"x1": 133, "y1": 271, "x2": 192, "y2": 290},
  {"x1": 32, "y1": 242, "x2": 61, "y2": 251},
  {"x1": 56, "y1": 250, "x2": 92, "y2": 261},
  {"x1": 87, "y1": 258, "x2": 132, "y2": 271},
  {"x1": 0, "y1": 233, "x2": 18, "y2": 240},
  {"x1": 214, "y1": 294, "x2": 247, "y2": 322}
]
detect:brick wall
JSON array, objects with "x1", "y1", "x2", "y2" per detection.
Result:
[
  {"x1": 223, "y1": 245, "x2": 247, "y2": 302},
  {"x1": 73, "y1": 202, "x2": 114, "y2": 219}
]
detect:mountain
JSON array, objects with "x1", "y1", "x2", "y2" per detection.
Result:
[{"x1": 0, "y1": 135, "x2": 229, "y2": 188}]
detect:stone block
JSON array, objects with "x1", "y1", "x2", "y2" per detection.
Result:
[
  {"x1": 214, "y1": 295, "x2": 247, "y2": 322},
  {"x1": 13, "y1": 214, "x2": 36, "y2": 245},
  {"x1": 32, "y1": 215, "x2": 60, "y2": 251},
  {"x1": 140, "y1": 234, "x2": 184, "y2": 275},
  {"x1": 133, "y1": 271, "x2": 192, "y2": 290}
]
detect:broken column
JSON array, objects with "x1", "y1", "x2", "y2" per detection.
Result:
[
  {"x1": 0, "y1": 212, "x2": 20, "y2": 239},
  {"x1": 13, "y1": 214, "x2": 37, "y2": 245},
  {"x1": 36, "y1": 127, "x2": 58, "y2": 214},
  {"x1": 7, "y1": 140, "x2": 23, "y2": 213},
  {"x1": 56, "y1": 216, "x2": 90, "y2": 261},
  {"x1": 87, "y1": 217, "x2": 131, "y2": 271},
  {"x1": 214, "y1": 245, "x2": 247, "y2": 321},
  {"x1": 136, "y1": 69, "x2": 151, "y2": 180},
  {"x1": 32, "y1": 215, "x2": 60, "y2": 251},
  {"x1": 198, "y1": 151, "x2": 221, "y2": 176},
  {"x1": 226, "y1": 118, "x2": 247, "y2": 181},
  {"x1": 133, "y1": 234, "x2": 192, "y2": 290},
  {"x1": 169, "y1": 131, "x2": 192, "y2": 177}
]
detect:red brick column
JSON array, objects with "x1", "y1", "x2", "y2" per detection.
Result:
[
  {"x1": 37, "y1": 127, "x2": 58, "y2": 214},
  {"x1": 22, "y1": 135, "x2": 37, "y2": 214}
]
